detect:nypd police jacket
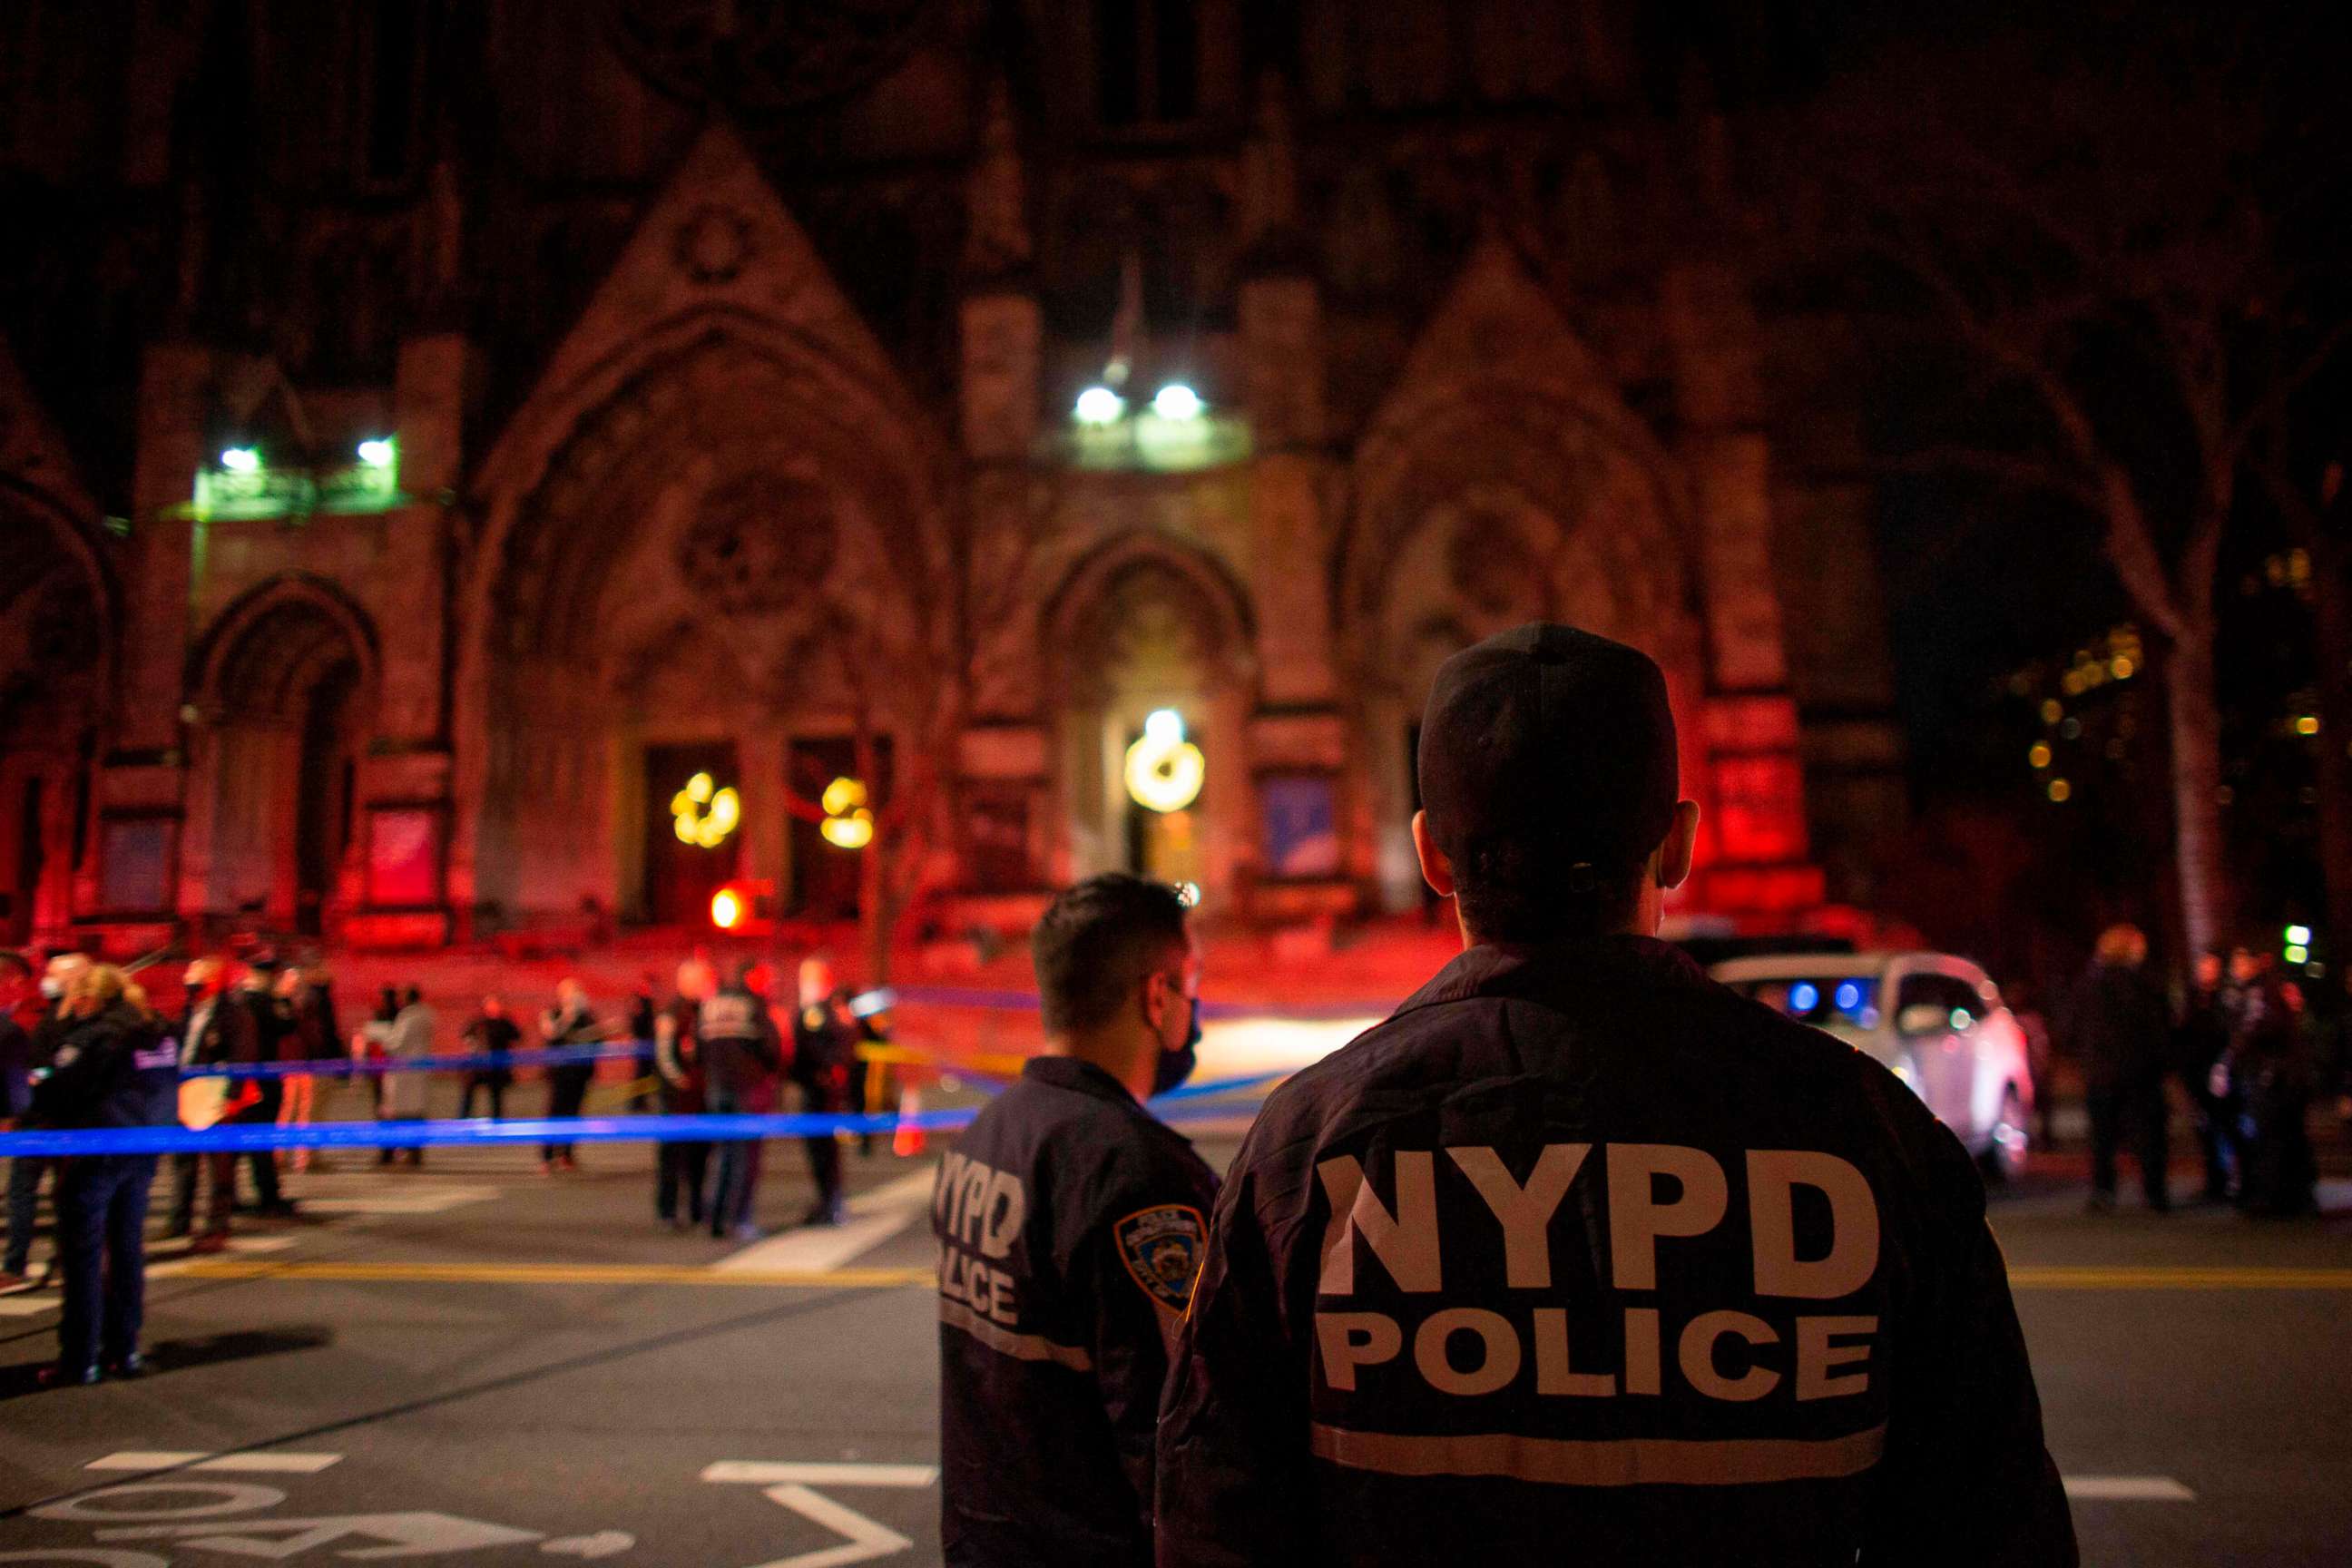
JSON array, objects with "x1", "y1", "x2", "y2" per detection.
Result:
[
  {"x1": 934, "y1": 1055, "x2": 1218, "y2": 1567},
  {"x1": 1156, "y1": 937, "x2": 2075, "y2": 1567}
]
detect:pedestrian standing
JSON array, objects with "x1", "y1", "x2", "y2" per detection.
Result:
[
  {"x1": 7, "y1": 954, "x2": 91, "y2": 1284},
  {"x1": 933, "y1": 874, "x2": 1218, "y2": 1568},
  {"x1": 2175, "y1": 949, "x2": 2235, "y2": 1200},
  {"x1": 0, "y1": 950, "x2": 55, "y2": 1291},
  {"x1": 2059, "y1": 924, "x2": 2173, "y2": 1214},
  {"x1": 229, "y1": 958, "x2": 295, "y2": 1218},
  {"x1": 2227, "y1": 974, "x2": 2319, "y2": 1217},
  {"x1": 790, "y1": 957, "x2": 859, "y2": 1228},
  {"x1": 34, "y1": 964, "x2": 178, "y2": 1387},
  {"x1": 628, "y1": 975, "x2": 661, "y2": 1113},
  {"x1": 701, "y1": 964, "x2": 782, "y2": 1240},
  {"x1": 361, "y1": 986, "x2": 433, "y2": 1167},
  {"x1": 539, "y1": 979, "x2": 602, "y2": 1172},
  {"x1": 166, "y1": 956, "x2": 250, "y2": 1251},
  {"x1": 459, "y1": 995, "x2": 519, "y2": 1121},
  {"x1": 277, "y1": 965, "x2": 337, "y2": 1172},
  {"x1": 653, "y1": 963, "x2": 711, "y2": 1231},
  {"x1": 1155, "y1": 623, "x2": 2074, "y2": 1567}
]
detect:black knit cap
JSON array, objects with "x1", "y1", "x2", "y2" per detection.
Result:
[{"x1": 1417, "y1": 622, "x2": 1679, "y2": 872}]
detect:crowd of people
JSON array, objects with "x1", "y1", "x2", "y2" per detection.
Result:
[
  {"x1": 0, "y1": 942, "x2": 893, "y2": 1381},
  {"x1": 2053, "y1": 924, "x2": 2329, "y2": 1217}
]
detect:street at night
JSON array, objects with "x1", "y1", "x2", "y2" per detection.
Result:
[
  {"x1": 8, "y1": 1, "x2": 2352, "y2": 1563},
  {"x1": 3, "y1": 1132, "x2": 2349, "y2": 1567}
]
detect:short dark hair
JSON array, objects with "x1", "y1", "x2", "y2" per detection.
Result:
[
  {"x1": 1449, "y1": 834, "x2": 1647, "y2": 945},
  {"x1": 1032, "y1": 873, "x2": 1191, "y2": 1036}
]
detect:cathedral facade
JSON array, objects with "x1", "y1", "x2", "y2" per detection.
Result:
[{"x1": 0, "y1": 1, "x2": 1902, "y2": 952}]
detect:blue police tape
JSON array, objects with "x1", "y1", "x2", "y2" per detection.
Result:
[
  {"x1": 0, "y1": 1074, "x2": 1286, "y2": 1158},
  {"x1": 889, "y1": 984, "x2": 1392, "y2": 1024},
  {"x1": 188, "y1": 1042, "x2": 651, "y2": 1081}
]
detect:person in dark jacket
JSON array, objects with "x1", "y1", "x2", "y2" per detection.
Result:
[
  {"x1": 2225, "y1": 975, "x2": 2319, "y2": 1217},
  {"x1": 791, "y1": 957, "x2": 867, "y2": 1227},
  {"x1": 2174, "y1": 949, "x2": 2236, "y2": 1200},
  {"x1": 1156, "y1": 623, "x2": 2075, "y2": 1568},
  {"x1": 165, "y1": 956, "x2": 256, "y2": 1250},
  {"x1": 2058, "y1": 925, "x2": 2172, "y2": 1214},
  {"x1": 230, "y1": 959, "x2": 295, "y2": 1216},
  {"x1": 935, "y1": 873, "x2": 1219, "y2": 1568},
  {"x1": 652, "y1": 964, "x2": 711, "y2": 1231},
  {"x1": 539, "y1": 979, "x2": 603, "y2": 1172},
  {"x1": 460, "y1": 995, "x2": 520, "y2": 1121},
  {"x1": 33, "y1": 964, "x2": 179, "y2": 1386},
  {"x1": 2, "y1": 951, "x2": 78, "y2": 1289},
  {"x1": 701, "y1": 964, "x2": 783, "y2": 1240}
]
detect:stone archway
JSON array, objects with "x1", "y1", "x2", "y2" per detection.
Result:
[
  {"x1": 1338, "y1": 391, "x2": 1705, "y2": 912},
  {"x1": 458, "y1": 328, "x2": 935, "y2": 928},
  {"x1": 183, "y1": 578, "x2": 378, "y2": 932},
  {"x1": 1040, "y1": 533, "x2": 1259, "y2": 903},
  {"x1": 0, "y1": 492, "x2": 112, "y2": 943}
]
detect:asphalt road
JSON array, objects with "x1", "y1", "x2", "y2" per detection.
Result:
[{"x1": 1, "y1": 1132, "x2": 2347, "y2": 1567}]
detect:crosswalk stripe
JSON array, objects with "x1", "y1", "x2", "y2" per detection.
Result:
[
  {"x1": 713, "y1": 1170, "x2": 936, "y2": 1275},
  {"x1": 2063, "y1": 1475, "x2": 2196, "y2": 1501},
  {"x1": 86, "y1": 1451, "x2": 344, "y2": 1474}
]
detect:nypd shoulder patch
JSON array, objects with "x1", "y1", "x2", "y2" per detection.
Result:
[{"x1": 1113, "y1": 1203, "x2": 1208, "y2": 1312}]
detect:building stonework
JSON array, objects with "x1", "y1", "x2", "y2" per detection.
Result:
[{"x1": 0, "y1": 2, "x2": 1902, "y2": 951}]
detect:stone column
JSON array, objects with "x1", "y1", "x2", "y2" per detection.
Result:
[
  {"x1": 1663, "y1": 264, "x2": 1820, "y2": 927},
  {"x1": 340, "y1": 333, "x2": 472, "y2": 946}
]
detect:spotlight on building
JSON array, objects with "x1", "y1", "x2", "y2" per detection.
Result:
[
  {"x1": 1074, "y1": 386, "x2": 1125, "y2": 426},
  {"x1": 1151, "y1": 383, "x2": 1204, "y2": 421},
  {"x1": 220, "y1": 446, "x2": 262, "y2": 473},
  {"x1": 357, "y1": 436, "x2": 397, "y2": 467}
]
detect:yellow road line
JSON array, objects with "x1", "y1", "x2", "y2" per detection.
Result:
[
  {"x1": 2011, "y1": 1267, "x2": 2352, "y2": 1289},
  {"x1": 164, "y1": 1261, "x2": 2352, "y2": 1291},
  {"x1": 171, "y1": 1260, "x2": 929, "y2": 1289}
]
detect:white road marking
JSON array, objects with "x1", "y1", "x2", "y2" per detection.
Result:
[
  {"x1": 85, "y1": 1452, "x2": 343, "y2": 1475},
  {"x1": 714, "y1": 1171, "x2": 936, "y2": 1275},
  {"x1": 703, "y1": 1461, "x2": 935, "y2": 1568},
  {"x1": 98, "y1": 1513, "x2": 544, "y2": 1554},
  {"x1": 2064, "y1": 1475, "x2": 2198, "y2": 1501},
  {"x1": 296, "y1": 1184, "x2": 498, "y2": 1216},
  {"x1": 542, "y1": 1530, "x2": 637, "y2": 1557},
  {"x1": 701, "y1": 1463, "x2": 938, "y2": 1487}
]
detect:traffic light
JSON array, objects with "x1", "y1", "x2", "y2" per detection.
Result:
[{"x1": 2283, "y1": 923, "x2": 2312, "y2": 965}]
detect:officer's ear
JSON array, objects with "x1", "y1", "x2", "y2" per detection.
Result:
[
  {"x1": 1410, "y1": 811, "x2": 1456, "y2": 899},
  {"x1": 1653, "y1": 800, "x2": 1702, "y2": 890}
]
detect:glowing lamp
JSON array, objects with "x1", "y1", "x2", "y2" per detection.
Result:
[
  {"x1": 2285, "y1": 944, "x2": 2309, "y2": 965},
  {"x1": 1174, "y1": 881, "x2": 1201, "y2": 909},
  {"x1": 1835, "y1": 981, "x2": 1864, "y2": 1014},
  {"x1": 220, "y1": 446, "x2": 261, "y2": 473},
  {"x1": 1788, "y1": 983, "x2": 1819, "y2": 1014},
  {"x1": 710, "y1": 887, "x2": 746, "y2": 930},
  {"x1": 2297, "y1": 716, "x2": 2321, "y2": 736},
  {"x1": 671, "y1": 771, "x2": 741, "y2": 848},
  {"x1": 821, "y1": 810, "x2": 875, "y2": 850},
  {"x1": 357, "y1": 437, "x2": 397, "y2": 467},
  {"x1": 1074, "y1": 386, "x2": 1125, "y2": 426},
  {"x1": 2027, "y1": 742, "x2": 2052, "y2": 769},
  {"x1": 2046, "y1": 779, "x2": 2072, "y2": 803},
  {"x1": 2286, "y1": 924, "x2": 2313, "y2": 946},
  {"x1": 1151, "y1": 383, "x2": 1204, "y2": 421},
  {"x1": 1125, "y1": 710, "x2": 1205, "y2": 813},
  {"x1": 821, "y1": 776, "x2": 868, "y2": 817}
]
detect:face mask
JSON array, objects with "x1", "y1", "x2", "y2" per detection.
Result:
[{"x1": 1152, "y1": 994, "x2": 1202, "y2": 1097}]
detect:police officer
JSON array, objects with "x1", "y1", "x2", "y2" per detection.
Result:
[
  {"x1": 701, "y1": 963, "x2": 783, "y2": 1240},
  {"x1": 935, "y1": 873, "x2": 1217, "y2": 1567},
  {"x1": 790, "y1": 957, "x2": 863, "y2": 1227},
  {"x1": 1156, "y1": 623, "x2": 2076, "y2": 1566},
  {"x1": 34, "y1": 964, "x2": 179, "y2": 1386}
]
